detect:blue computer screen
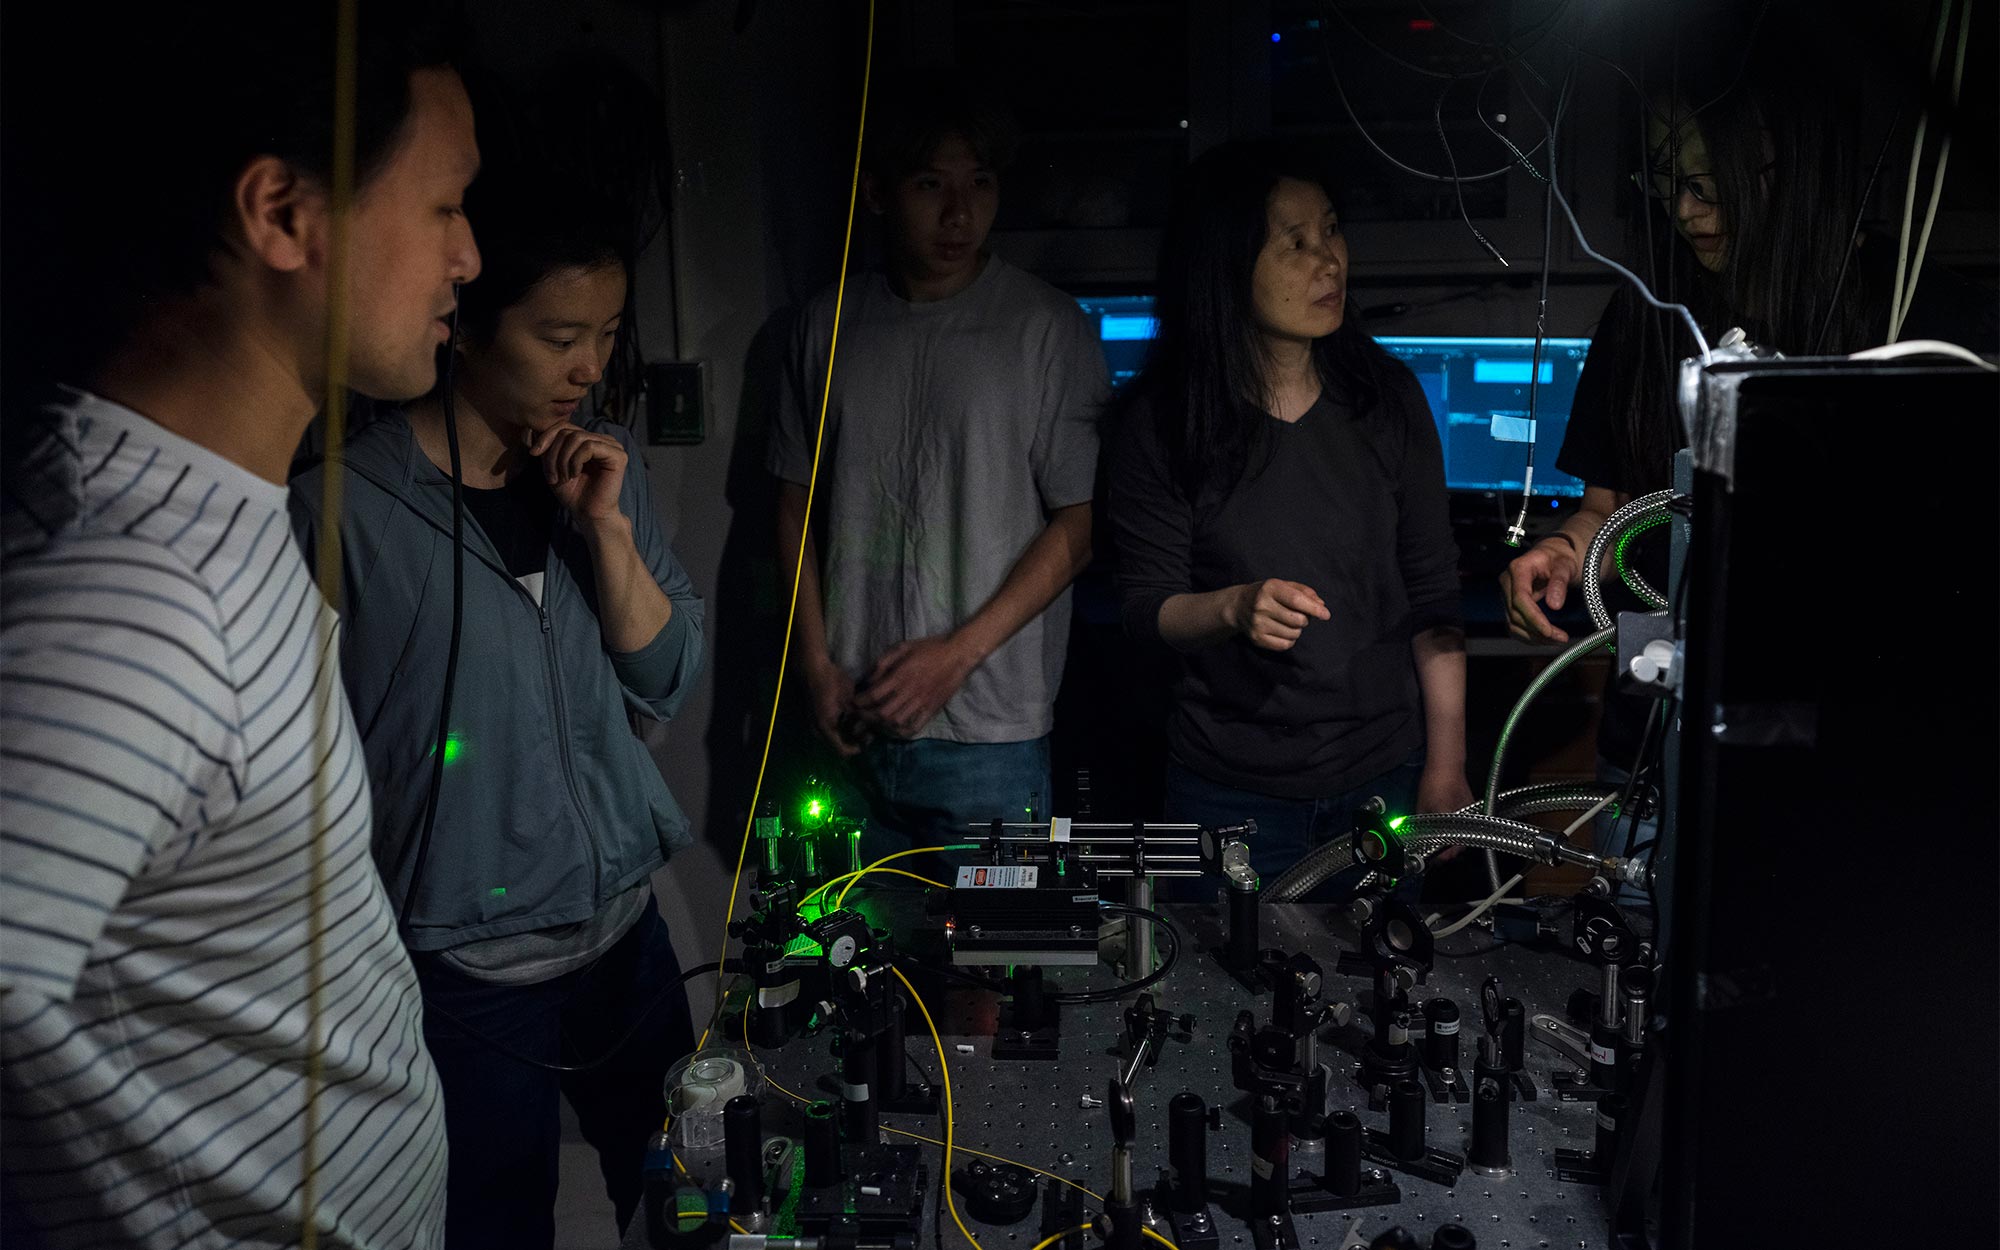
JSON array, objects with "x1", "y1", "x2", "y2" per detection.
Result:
[
  {"x1": 1074, "y1": 294, "x2": 1158, "y2": 390},
  {"x1": 1375, "y1": 336, "x2": 1591, "y2": 498},
  {"x1": 1073, "y1": 293, "x2": 1590, "y2": 497}
]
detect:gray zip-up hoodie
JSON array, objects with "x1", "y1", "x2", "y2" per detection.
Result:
[{"x1": 290, "y1": 410, "x2": 703, "y2": 952}]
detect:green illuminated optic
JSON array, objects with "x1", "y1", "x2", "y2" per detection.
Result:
[
  {"x1": 782, "y1": 934, "x2": 826, "y2": 959},
  {"x1": 427, "y1": 734, "x2": 465, "y2": 766},
  {"x1": 1614, "y1": 515, "x2": 1672, "y2": 587},
  {"x1": 799, "y1": 787, "x2": 833, "y2": 830},
  {"x1": 1387, "y1": 815, "x2": 1407, "y2": 831}
]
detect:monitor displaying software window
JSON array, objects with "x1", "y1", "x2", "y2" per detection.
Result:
[
  {"x1": 1375, "y1": 336, "x2": 1590, "y2": 498},
  {"x1": 1074, "y1": 294, "x2": 1160, "y2": 390},
  {"x1": 1071, "y1": 294, "x2": 1591, "y2": 498}
]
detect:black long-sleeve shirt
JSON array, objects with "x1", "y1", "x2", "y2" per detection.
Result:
[{"x1": 1108, "y1": 365, "x2": 1462, "y2": 799}]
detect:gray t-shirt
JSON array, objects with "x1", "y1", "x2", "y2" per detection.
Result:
[{"x1": 769, "y1": 256, "x2": 1107, "y2": 743}]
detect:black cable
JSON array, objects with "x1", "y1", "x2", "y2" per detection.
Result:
[
  {"x1": 1503, "y1": 70, "x2": 1563, "y2": 547},
  {"x1": 1435, "y1": 83, "x2": 1509, "y2": 266},
  {"x1": 1314, "y1": 6, "x2": 1549, "y2": 185},
  {"x1": 425, "y1": 958, "x2": 741, "y2": 1074},
  {"x1": 400, "y1": 296, "x2": 465, "y2": 929},
  {"x1": 1811, "y1": 104, "x2": 1906, "y2": 354},
  {"x1": 1045, "y1": 903, "x2": 1181, "y2": 1004},
  {"x1": 1320, "y1": 0, "x2": 1570, "y2": 82},
  {"x1": 1606, "y1": 699, "x2": 1663, "y2": 859},
  {"x1": 1501, "y1": 55, "x2": 1711, "y2": 357},
  {"x1": 1679, "y1": 0, "x2": 1776, "y2": 131},
  {"x1": 891, "y1": 951, "x2": 1005, "y2": 994},
  {"x1": 1600, "y1": 695, "x2": 1676, "y2": 922},
  {"x1": 1475, "y1": 70, "x2": 1550, "y2": 182}
]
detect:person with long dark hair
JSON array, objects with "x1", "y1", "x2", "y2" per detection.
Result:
[
  {"x1": 1499, "y1": 15, "x2": 1997, "y2": 866},
  {"x1": 1109, "y1": 139, "x2": 1472, "y2": 889},
  {"x1": 1502, "y1": 55, "x2": 1873, "y2": 651},
  {"x1": 289, "y1": 79, "x2": 703, "y2": 1248}
]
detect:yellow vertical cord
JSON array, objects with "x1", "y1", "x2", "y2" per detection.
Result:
[
  {"x1": 698, "y1": 0, "x2": 877, "y2": 1052},
  {"x1": 887, "y1": 970, "x2": 1181, "y2": 1250},
  {"x1": 303, "y1": 1, "x2": 359, "y2": 1245},
  {"x1": 890, "y1": 967, "x2": 986, "y2": 1250}
]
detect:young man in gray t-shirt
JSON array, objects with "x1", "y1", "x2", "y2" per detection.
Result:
[{"x1": 769, "y1": 78, "x2": 1108, "y2": 851}]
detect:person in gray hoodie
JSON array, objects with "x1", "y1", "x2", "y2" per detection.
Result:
[{"x1": 291, "y1": 197, "x2": 703, "y2": 1248}]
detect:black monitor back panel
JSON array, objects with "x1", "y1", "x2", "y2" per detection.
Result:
[{"x1": 1671, "y1": 360, "x2": 1998, "y2": 1243}]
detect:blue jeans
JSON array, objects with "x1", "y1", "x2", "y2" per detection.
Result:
[
  {"x1": 1162, "y1": 754, "x2": 1425, "y2": 902},
  {"x1": 851, "y1": 735, "x2": 1052, "y2": 866},
  {"x1": 413, "y1": 895, "x2": 695, "y2": 1250}
]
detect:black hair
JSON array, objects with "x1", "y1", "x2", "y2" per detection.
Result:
[
  {"x1": 0, "y1": 0, "x2": 463, "y2": 393},
  {"x1": 1125, "y1": 138, "x2": 1396, "y2": 503},
  {"x1": 1607, "y1": 5, "x2": 1874, "y2": 490},
  {"x1": 862, "y1": 68, "x2": 1020, "y2": 184},
  {"x1": 443, "y1": 54, "x2": 674, "y2": 421}
]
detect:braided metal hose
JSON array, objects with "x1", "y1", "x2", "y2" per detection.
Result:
[
  {"x1": 1613, "y1": 516, "x2": 1672, "y2": 610},
  {"x1": 1483, "y1": 628, "x2": 1617, "y2": 820},
  {"x1": 1478, "y1": 627, "x2": 1616, "y2": 892},
  {"x1": 1264, "y1": 842, "x2": 1356, "y2": 901},
  {"x1": 1583, "y1": 490, "x2": 1676, "y2": 630},
  {"x1": 1265, "y1": 813, "x2": 1565, "y2": 901},
  {"x1": 1457, "y1": 782, "x2": 1621, "y2": 822}
]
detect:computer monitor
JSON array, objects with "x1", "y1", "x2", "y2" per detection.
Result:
[
  {"x1": 1072, "y1": 294, "x2": 1591, "y2": 499},
  {"x1": 1376, "y1": 336, "x2": 1590, "y2": 498},
  {"x1": 1074, "y1": 294, "x2": 1158, "y2": 390}
]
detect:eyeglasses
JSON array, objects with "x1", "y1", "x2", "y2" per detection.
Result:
[
  {"x1": 1629, "y1": 168, "x2": 1723, "y2": 205},
  {"x1": 1629, "y1": 161, "x2": 1775, "y2": 206}
]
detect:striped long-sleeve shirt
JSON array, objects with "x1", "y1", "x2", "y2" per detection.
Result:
[{"x1": 1, "y1": 388, "x2": 446, "y2": 1249}]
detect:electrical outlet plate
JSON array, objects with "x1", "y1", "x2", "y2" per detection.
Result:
[{"x1": 646, "y1": 360, "x2": 706, "y2": 445}]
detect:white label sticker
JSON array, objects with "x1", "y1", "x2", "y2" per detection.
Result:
[
  {"x1": 955, "y1": 865, "x2": 1039, "y2": 889},
  {"x1": 1596, "y1": 1107, "x2": 1617, "y2": 1133},
  {"x1": 1433, "y1": 1019, "x2": 1459, "y2": 1036},
  {"x1": 1050, "y1": 817, "x2": 1072, "y2": 843},
  {"x1": 1590, "y1": 1041, "x2": 1617, "y2": 1066}
]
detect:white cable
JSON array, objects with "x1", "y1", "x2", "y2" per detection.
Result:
[
  {"x1": 1848, "y1": 339, "x2": 1998, "y2": 370},
  {"x1": 1429, "y1": 790, "x2": 1620, "y2": 938},
  {"x1": 1890, "y1": 0, "x2": 1956, "y2": 341},
  {"x1": 1547, "y1": 152, "x2": 1709, "y2": 365},
  {"x1": 1892, "y1": 0, "x2": 1973, "y2": 343}
]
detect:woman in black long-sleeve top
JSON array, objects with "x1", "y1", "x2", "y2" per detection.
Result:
[{"x1": 1108, "y1": 139, "x2": 1471, "y2": 891}]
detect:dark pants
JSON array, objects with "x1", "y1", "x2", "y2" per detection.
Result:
[
  {"x1": 413, "y1": 895, "x2": 696, "y2": 1250},
  {"x1": 841, "y1": 735, "x2": 1052, "y2": 874},
  {"x1": 1162, "y1": 753, "x2": 1425, "y2": 901}
]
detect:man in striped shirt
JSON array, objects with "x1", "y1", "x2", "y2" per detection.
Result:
[{"x1": 1, "y1": 5, "x2": 481, "y2": 1246}]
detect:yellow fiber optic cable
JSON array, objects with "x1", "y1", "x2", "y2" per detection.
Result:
[{"x1": 699, "y1": 0, "x2": 878, "y2": 1054}]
